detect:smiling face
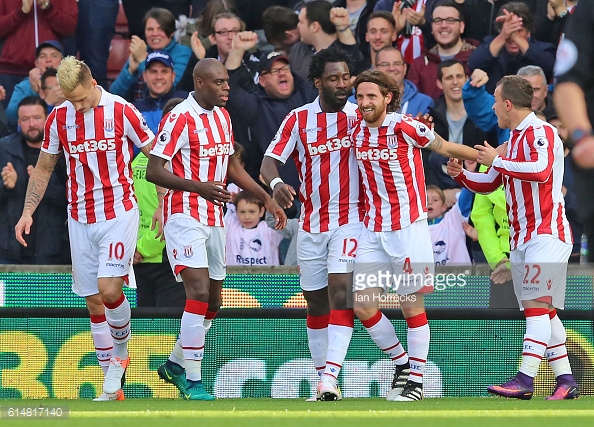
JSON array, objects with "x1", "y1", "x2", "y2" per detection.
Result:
[
  {"x1": 366, "y1": 17, "x2": 397, "y2": 55},
  {"x1": 427, "y1": 188, "x2": 447, "y2": 220},
  {"x1": 144, "y1": 62, "x2": 175, "y2": 98},
  {"x1": 437, "y1": 63, "x2": 467, "y2": 102},
  {"x1": 236, "y1": 199, "x2": 265, "y2": 229},
  {"x1": 259, "y1": 59, "x2": 294, "y2": 99},
  {"x1": 210, "y1": 17, "x2": 242, "y2": 57},
  {"x1": 431, "y1": 6, "x2": 464, "y2": 50},
  {"x1": 375, "y1": 49, "x2": 406, "y2": 88},
  {"x1": 145, "y1": 17, "x2": 173, "y2": 50},
  {"x1": 356, "y1": 81, "x2": 391, "y2": 127},
  {"x1": 521, "y1": 74, "x2": 548, "y2": 111},
  {"x1": 316, "y1": 62, "x2": 351, "y2": 112}
]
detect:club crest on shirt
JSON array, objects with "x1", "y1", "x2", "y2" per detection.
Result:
[
  {"x1": 347, "y1": 115, "x2": 358, "y2": 130},
  {"x1": 104, "y1": 119, "x2": 114, "y2": 132},
  {"x1": 415, "y1": 122, "x2": 430, "y2": 137},
  {"x1": 158, "y1": 130, "x2": 171, "y2": 145},
  {"x1": 387, "y1": 135, "x2": 397, "y2": 148}
]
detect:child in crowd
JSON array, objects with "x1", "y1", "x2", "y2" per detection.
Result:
[
  {"x1": 225, "y1": 190, "x2": 284, "y2": 266},
  {"x1": 427, "y1": 185, "x2": 474, "y2": 265}
]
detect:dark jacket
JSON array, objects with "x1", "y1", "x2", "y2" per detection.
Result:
[
  {"x1": 468, "y1": 36, "x2": 557, "y2": 93},
  {"x1": 178, "y1": 45, "x2": 261, "y2": 93},
  {"x1": 225, "y1": 68, "x2": 318, "y2": 189},
  {"x1": 425, "y1": 95, "x2": 498, "y2": 189},
  {"x1": 0, "y1": 133, "x2": 69, "y2": 263}
]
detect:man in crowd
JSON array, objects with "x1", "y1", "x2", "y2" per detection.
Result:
[
  {"x1": 1, "y1": 96, "x2": 68, "y2": 265},
  {"x1": 6, "y1": 40, "x2": 64, "y2": 128}
]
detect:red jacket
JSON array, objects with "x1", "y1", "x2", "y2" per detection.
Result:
[
  {"x1": 0, "y1": 0, "x2": 78, "y2": 76},
  {"x1": 407, "y1": 39, "x2": 478, "y2": 100}
]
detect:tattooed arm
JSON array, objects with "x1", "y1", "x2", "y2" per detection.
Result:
[
  {"x1": 15, "y1": 152, "x2": 60, "y2": 247},
  {"x1": 426, "y1": 132, "x2": 479, "y2": 161}
]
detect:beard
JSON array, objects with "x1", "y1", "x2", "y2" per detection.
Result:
[
  {"x1": 321, "y1": 86, "x2": 348, "y2": 111},
  {"x1": 22, "y1": 129, "x2": 43, "y2": 144}
]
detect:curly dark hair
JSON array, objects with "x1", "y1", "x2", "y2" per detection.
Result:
[
  {"x1": 308, "y1": 46, "x2": 354, "y2": 82},
  {"x1": 353, "y1": 70, "x2": 401, "y2": 113}
]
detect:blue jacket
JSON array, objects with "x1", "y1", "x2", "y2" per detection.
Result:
[
  {"x1": 400, "y1": 79, "x2": 433, "y2": 115},
  {"x1": 110, "y1": 40, "x2": 192, "y2": 100},
  {"x1": 0, "y1": 133, "x2": 69, "y2": 263},
  {"x1": 462, "y1": 80, "x2": 510, "y2": 145},
  {"x1": 6, "y1": 78, "x2": 35, "y2": 128},
  {"x1": 468, "y1": 36, "x2": 556, "y2": 94},
  {"x1": 133, "y1": 89, "x2": 189, "y2": 134},
  {"x1": 348, "y1": 79, "x2": 433, "y2": 115}
]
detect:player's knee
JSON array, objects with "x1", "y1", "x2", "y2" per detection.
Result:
[{"x1": 354, "y1": 306, "x2": 377, "y2": 322}]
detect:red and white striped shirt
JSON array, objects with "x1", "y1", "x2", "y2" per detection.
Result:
[
  {"x1": 150, "y1": 93, "x2": 234, "y2": 227},
  {"x1": 352, "y1": 113, "x2": 435, "y2": 232},
  {"x1": 42, "y1": 87, "x2": 154, "y2": 223},
  {"x1": 264, "y1": 98, "x2": 363, "y2": 233},
  {"x1": 396, "y1": 0, "x2": 426, "y2": 64},
  {"x1": 455, "y1": 113, "x2": 572, "y2": 250}
]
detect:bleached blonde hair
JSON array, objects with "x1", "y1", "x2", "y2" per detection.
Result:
[{"x1": 57, "y1": 56, "x2": 92, "y2": 92}]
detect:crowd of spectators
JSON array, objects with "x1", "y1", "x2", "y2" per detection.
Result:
[{"x1": 0, "y1": 0, "x2": 586, "y2": 272}]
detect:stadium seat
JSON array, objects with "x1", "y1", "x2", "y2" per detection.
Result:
[
  {"x1": 114, "y1": 2, "x2": 129, "y2": 38},
  {"x1": 107, "y1": 38, "x2": 130, "y2": 83}
]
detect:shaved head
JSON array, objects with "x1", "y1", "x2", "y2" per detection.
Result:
[
  {"x1": 192, "y1": 58, "x2": 230, "y2": 110},
  {"x1": 193, "y1": 58, "x2": 225, "y2": 81}
]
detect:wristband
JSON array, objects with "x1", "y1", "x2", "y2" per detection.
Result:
[
  {"x1": 558, "y1": 10, "x2": 568, "y2": 19},
  {"x1": 570, "y1": 129, "x2": 594, "y2": 147},
  {"x1": 269, "y1": 177, "x2": 284, "y2": 189},
  {"x1": 336, "y1": 26, "x2": 349, "y2": 33}
]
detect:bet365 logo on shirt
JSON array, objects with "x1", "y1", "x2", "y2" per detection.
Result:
[{"x1": 68, "y1": 139, "x2": 116, "y2": 154}]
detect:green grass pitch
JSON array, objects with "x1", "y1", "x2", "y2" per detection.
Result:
[{"x1": 1, "y1": 398, "x2": 593, "y2": 427}]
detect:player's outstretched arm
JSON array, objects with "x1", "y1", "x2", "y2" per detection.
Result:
[
  {"x1": 15, "y1": 151, "x2": 59, "y2": 246},
  {"x1": 146, "y1": 154, "x2": 231, "y2": 205},
  {"x1": 228, "y1": 156, "x2": 287, "y2": 230},
  {"x1": 427, "y1": 133, "x2": 479, "y2": 161}
]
